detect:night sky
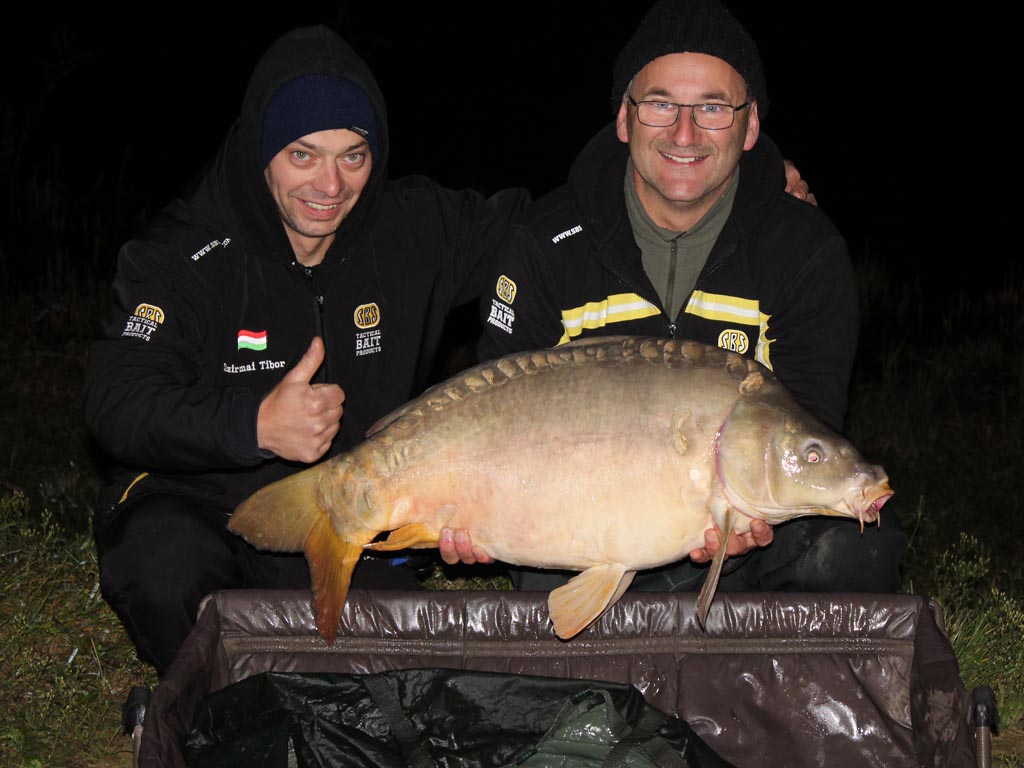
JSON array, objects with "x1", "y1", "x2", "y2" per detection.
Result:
[{"x1": 1, "y1": 5, "x2": 971, "y2": 307}]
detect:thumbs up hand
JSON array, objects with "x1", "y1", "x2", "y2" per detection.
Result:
[{"x1": 256, "y1": 337, "x2": 345, "y2": 463}]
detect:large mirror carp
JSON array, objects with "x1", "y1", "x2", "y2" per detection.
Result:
[{"x1": 230, "y1": 337, "x2": 892, "y2": 642}]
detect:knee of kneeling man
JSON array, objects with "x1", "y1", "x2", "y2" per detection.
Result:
[{"x1": 99, "y1": 532, "x2": 233, "y2": 608}]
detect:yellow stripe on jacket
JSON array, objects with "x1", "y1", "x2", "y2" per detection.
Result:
[{"x1": 557, "y1": 293, "x2": 660, "y2": 344}]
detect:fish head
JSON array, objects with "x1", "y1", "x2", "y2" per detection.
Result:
[{"x1": 715, "y1": 386, "x2": 892, "y2": 529}]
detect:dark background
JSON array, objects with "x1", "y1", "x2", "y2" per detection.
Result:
[{"x1": 0, "y1": 5, "x2": 972, "y2": 319}]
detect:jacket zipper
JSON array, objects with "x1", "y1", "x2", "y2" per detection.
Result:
[
  {"x1": 664, "y1": 239, "x2": 678, "y2": 330},
  {"x1": 606, "y1": 264, "x2": 679, "y2": 340},
  {"x1": 597, "y1": 237, "x2": 680, "y2": 338},
  {"x1": 303, "y1": 266, "x2": 329, "y2": 382}
]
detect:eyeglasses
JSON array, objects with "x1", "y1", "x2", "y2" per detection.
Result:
[{"x1": 627, "y1": 96, "x2": 750, "y2": 130}]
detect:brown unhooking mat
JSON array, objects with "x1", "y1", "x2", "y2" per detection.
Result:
[{"x1": 137, "y1": 589, "x2": 978, "y2": 767}]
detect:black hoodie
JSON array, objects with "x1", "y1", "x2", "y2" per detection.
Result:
[
  {"x1": 478, "y1": 123, "x2": 858, "y2": 432},
  {"x1": 84, "y1": 26, "x2": 528, "y2": 524}
]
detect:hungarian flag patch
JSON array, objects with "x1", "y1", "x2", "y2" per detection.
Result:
[{"x1": 237, "y1": 329, "x2": 267, "y2": 351}]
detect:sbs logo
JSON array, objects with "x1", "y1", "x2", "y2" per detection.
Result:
[
  {"x1": 717, "y1": 329, "x2": 749, "y2": 354},
  {"x1": 354, "y1": 303, "x2": 381, "y2": 329},
  {"x1": 134, "y1": 304, "x2": 165, "y2": 324},
  {"x1": 496, "y1": 275, "x2": 517, "y2": 304}
]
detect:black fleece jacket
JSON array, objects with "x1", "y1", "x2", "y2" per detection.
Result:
[
  {"x1": 84, "y1": 26, "x2": 527, "y2": 522},
  {"x1": 479, "y1": 124, "x2": 858, "y2": 431}
]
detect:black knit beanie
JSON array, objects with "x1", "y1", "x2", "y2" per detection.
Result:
[{"x1": 611, "y1": 0, "x2": 768, "y2": 118}]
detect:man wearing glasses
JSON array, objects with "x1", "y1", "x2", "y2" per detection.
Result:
[{"x1": 470, "y1": 0, "x2": 907, "y2": 595}]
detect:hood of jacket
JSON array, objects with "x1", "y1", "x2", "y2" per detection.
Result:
[{"x1": 191, "y1": 25, "x2": 390, "y2": 264}]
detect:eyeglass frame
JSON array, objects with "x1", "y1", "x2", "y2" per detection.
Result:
[{"x1": 626, "y1": 95, "x2": 751, "y2": 130}]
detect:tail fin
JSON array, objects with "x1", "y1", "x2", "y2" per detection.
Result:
[
  {"x1": 305, "y1": 514, "x2": 363, "y2": 644},
  {"x1": 229, "y1": 465, "x2": 363, "y2": 643},
  {"x1": 229, "y1": 466, "x2": 328, "y2": 551}
]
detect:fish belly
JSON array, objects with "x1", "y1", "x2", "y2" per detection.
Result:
[
  {"x1": 358, "y1": 339, "x2": 746, "y2": 572},
  {"x1": 376, "y1": 419, "x2": 718, "y2": 572}
]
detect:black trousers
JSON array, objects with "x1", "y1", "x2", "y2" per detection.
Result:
[
  {"x1": 94, "y1": 493, "x2": 420, "y2": 676},
  {"x1": 511, "y1": 515, "x2": 909, "y2": 595}
]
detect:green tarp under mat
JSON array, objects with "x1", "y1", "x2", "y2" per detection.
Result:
[{"x1": 183, "y1": 669, "x2": 736, "y2": 768}]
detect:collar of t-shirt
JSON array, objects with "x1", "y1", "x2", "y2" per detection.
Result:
[{"x1": 624, "y1": 160, "x2": 739, "y2": 322}]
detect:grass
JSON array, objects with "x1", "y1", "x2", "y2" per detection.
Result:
[
  {"x1": 934, "y1": 533, "x2": 1024, "y2": 729},
  {"x1": 0, "y1": 499, "x2": 156, "y2": 768},
  {"x1": 0, "y1": 289, "x2": 158, "y2": 768},
  {"x1": 1, "y1": 263, "x2": 1023, "y2": 766}
]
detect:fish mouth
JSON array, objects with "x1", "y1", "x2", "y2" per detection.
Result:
[{"x1": 844, "y1": 483, "x2": 893, "y2": 532}]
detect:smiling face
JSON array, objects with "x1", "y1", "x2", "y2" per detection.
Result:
[
  {"x1": 616, "y1": 52, "x2": 759, "y2": 232},
  {"x1": 264, "y1": 128, "x2": 373, "y2": 266}
]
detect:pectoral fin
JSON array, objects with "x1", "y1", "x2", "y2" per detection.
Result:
[
  {"x1": 364, "y1": 523, "x2": 439, "y2": 551},
  {"x1": 548, "y1": 564, "x2": 635, "y2": 640},
  {"x1": 696, "y1": 508, "x2": 735, "y2": 629}
]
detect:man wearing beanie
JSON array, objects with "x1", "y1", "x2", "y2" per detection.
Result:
[
  {"x1": 477, "y1": 0, "x2": 907, "y2": 594},
  {"x1": 83, "y1": 26, "x2": 529, "y2": 676}
]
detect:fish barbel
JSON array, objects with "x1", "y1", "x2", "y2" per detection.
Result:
[{"x1": 229, "y1": 337, "x2": 892, "y2": 642}]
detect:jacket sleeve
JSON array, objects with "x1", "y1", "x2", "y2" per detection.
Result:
[
  {"x1": 83, "y1": 237, "x2": 266, "y2": 472},
  {"x1": 476, "y1": 223, "x2": 570, "y2": 362},
  {"x1": 762, "y1": 226, "x2": 860, "y2": 432},
  {"x1": 432, "y1": 183, "x2": 532, "y2": 310}
]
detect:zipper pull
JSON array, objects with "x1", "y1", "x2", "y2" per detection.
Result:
[{"x1": 667, "y1": 322, "x2": 677, "y2": 337}]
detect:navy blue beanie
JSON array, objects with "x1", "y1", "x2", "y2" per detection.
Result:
[{"x1": 260, "y1": 74, "x2": 377, "y2": 168}]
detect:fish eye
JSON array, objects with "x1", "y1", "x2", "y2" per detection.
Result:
[{"x1": 804, "y1": 443, "x2": 823, "y2": 463}]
